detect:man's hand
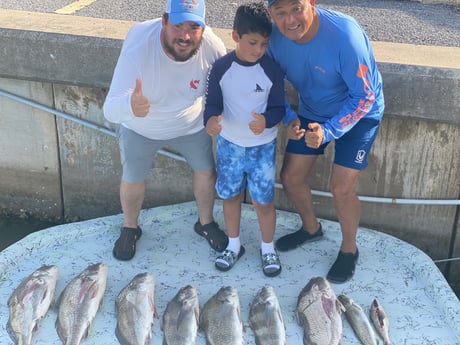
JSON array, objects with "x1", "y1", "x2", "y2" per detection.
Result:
[
  {"x1": 205, "y1": 115, "x2": 222, "y2": 136},
  {"x1": 305, "y1": 122, "x2": 324, "y2": 148},
  {"x1": 286, "y1": 118, "x2": 306, "y2": 140},
  {"x1": 131, "y1": 78, "x2": 149, "y2": 117},
  {"x1": 249, "y1": 111, "x2": 265, "y2": 135}
]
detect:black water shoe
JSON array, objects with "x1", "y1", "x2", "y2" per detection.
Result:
[
  {"x1": 275, "y1": 224, "x2": 323, "y2": 252},
  {"x1": 112, "y1": 226, "x2": 142, "y2": 261},
  {"x1": 327, "y1": 248, "x2": 359, "y2": 284}
]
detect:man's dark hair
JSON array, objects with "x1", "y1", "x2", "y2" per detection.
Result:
[{"x1": 233, "y1": 2, "x2": 272, "y2": 38}]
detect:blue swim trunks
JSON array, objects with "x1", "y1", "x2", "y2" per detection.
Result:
[
  {"x1": 286, "y1": 117, "x2": 381, "y2": 170},
  {"x1": 215, "y1": 135, "x2": 276, "y2": 204}
]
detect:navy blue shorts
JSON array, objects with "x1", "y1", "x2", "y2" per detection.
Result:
[{"x1": 286, "y1": 117, "x2": 381, "y2": 170}]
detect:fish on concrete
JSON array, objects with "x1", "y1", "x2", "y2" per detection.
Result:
[
  {"x1": 7, "y1": 265, "x2": 59, "y2": 345},
  {"x1": 369, "y1": 298, "x2": 392, "y2": 345},
  {"x1": 115, "y1": 272, "x2": 157, "y2": 345},
  {"x1": 338, "y1": 294, "x2": 378, "y2": 345},
  {"x1": 248, "y1": 285, "x2": 286, "y2": 345},
  {"x1": 296, "y1": 277, "x2": 343, "y2": 345},
  {"x1": 55, "y1": 262, "x2": 107, "y2": 345},
  {"x1": 161, "y1": 284, "x2": 199, "y2": 345},
  {"x1": 200, "y1": 286, "x2": 245, "y2": 345}
]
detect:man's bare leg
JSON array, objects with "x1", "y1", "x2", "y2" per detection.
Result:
[
  {"x1": 281, "y1": 153, "x2": 320, "y2": 233},
  {"x1": 120, "y1": 180, "x2": 145, "y2": 228},
  {"x1": 326, "y1": 163, "x2": 360, "y2": 283},
  {"x1": 113, "y1": 180, "x2": 145, "y2": 260},
  {"x1": 193, "y1": 168, "x2": 228, "y2": 252},
  {"x1": 193, "y1": 169, "x2": 216, "y2": 226},
  {"x1": 330, "y1": 164, "x2": 360, "y2": 254}
]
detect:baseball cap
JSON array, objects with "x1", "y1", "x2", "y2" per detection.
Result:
[
  {"x1": 166, "y1": 0, "x2": 206, "y2": 28},
  {"x1": 268, "y1": 0, "x2": 300, "y2": 6}
]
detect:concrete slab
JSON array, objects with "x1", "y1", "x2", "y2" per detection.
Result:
[{"x1": 1, "y1": 201, "x2": 459, "y2": 344}]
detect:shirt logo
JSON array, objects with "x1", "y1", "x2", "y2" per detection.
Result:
[
  {"x1": 355, "y1": 150, "x2": 366, "y2": 164},
  {"x1": 254, "y1": 84, "x2": 264, "y2": 92},
  {"x1": 189, "y1": 79, "x2": 200, "y2": 90}
]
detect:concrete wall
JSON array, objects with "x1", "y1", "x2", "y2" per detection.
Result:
[{"x1": 0, "y1": 10, "x2": 459, "y2": 286}]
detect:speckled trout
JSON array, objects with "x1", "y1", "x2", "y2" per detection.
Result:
[
  {"x1": 200, "y1": 286, "x2": 245, "y2": 345},
  {"x1": 115, "y1": 272, "x2": 157, "y2": 345},
  {"x1": 161, "y1": 285, "x2": 199, "y2": 345},
  {"x1": 338, "y1": 294, "x2": 378, "y2": 345},
  {"x1": 249, "y1": 285, "x2": 286, "y2": 345},
  {"x1": 55, "y1": 263, "x2": 107, "y2": 345},
  {"x1": 296, "y1": 277, "x2": 344, "y2": 345},
  {"x1": 369, "y1": 298, "x2": 392, "y2": 345},
  {"x1": 7, "y1": 265, "x2": 59, "y2": 345}
]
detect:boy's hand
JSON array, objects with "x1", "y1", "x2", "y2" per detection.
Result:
[
  {"x1": 205, "y1": 115, "x2": 222, "y2": 136},
  {"x1": 286, "y1": 118, "x2": 306, "y2": 140},
  {"x1": 131, "y1": 78, "x2": 149, "y2": 117},
  {"x1": 249, "y1": 111, "x2": 265, "y2": 135},
  {"x1": 305, "y1": 122, "x2": 324, "y2": 148}
]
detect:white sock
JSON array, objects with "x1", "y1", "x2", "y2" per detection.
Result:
[
  {"x1": 226, "y1": 237, "x2": 241, "y2": 254},
  {"x1": 261, "y1": 241, "x2": 275, "y2": 255}
]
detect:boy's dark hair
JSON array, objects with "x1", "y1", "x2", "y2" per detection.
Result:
[{"x1": 233, "y1": 2, "x2": 272, "y2": 38}]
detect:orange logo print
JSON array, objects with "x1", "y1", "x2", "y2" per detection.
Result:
[{"x1": 339, "y1": 63, "x2": 375, "y2": 129}]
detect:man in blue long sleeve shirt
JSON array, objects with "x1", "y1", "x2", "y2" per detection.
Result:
[{"x1": 267, "y1": 0, "x2": 384, "y2": 283}]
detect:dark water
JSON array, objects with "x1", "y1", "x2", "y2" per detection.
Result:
[{"x1": 0, "y1": 217, "x2": 61, "y2": 252}]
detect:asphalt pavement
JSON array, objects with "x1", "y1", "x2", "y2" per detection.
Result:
[{"x1": 0, "y1": 0, "x2": 459, "y2": 47}]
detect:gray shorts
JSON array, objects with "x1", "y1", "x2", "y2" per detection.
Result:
[{"x1": 117, "y1": 125, "x2": 215, "y2": 183}]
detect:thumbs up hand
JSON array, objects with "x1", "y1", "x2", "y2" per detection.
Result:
[
  {"x1": 249, "y1": 111, "x2": 266, "y2": 135},
  {"x1": 205, "y1": 115, "x2": 222, "y2": 136},
  {"x1": 305, "y1": 122, "x2": 324, "y2": 148},
  {"x1": 131, "y1": 78, "x2": 149, "y2": 117}
]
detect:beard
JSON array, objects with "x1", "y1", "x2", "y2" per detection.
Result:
[{"x1": 162, "y1": 31, "x2": 202, "y2": 62}]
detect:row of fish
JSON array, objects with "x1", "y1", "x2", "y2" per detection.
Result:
[
  {"x1": 6, "y1": 263, "x2": 282, "y2": 345},
  {"x1": 296, "y1": 277, "x2": 392, "y2": 345},
  {"x1": 339, "y1": 294, "x2": 392, "y2": 345},
  {"x1": 7, "y1": 263, "x2": 107, "y2": 345},
  {"x1": 7, "y1": 264, "x2": 391, "y2": 345}
]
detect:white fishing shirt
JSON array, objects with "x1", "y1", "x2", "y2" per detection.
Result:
[{"x1": 103, "y1": 18, "x2": 226, "y2": 140}]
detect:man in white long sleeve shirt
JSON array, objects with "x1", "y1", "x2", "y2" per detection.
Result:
[{"x1": 103, "y1": 0, "x2": 228, "y2": 260}]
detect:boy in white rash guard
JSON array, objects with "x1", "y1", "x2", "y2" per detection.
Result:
[
  {"x1": 103, "y1": 0, "x2": 228, "y2": 261},
  {"x1": 204, "y1": 2, "x2": 285, "y2": 277},
  {"x1": 267, "y1": 0, "x2": 385, "y2": 283}
]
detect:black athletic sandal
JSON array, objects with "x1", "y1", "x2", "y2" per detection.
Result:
[
  {"x1": 112, "y1": 226, "x2": 142, "y2": 261},
  {"x1": 194, "y1": 220, "x2": 229, "y2": 252}
]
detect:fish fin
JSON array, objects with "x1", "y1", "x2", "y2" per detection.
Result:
[
  {"x1": 337, "y1": 298, "x2": 346, "y2": 313},
  {"x1": 237, "y1": 305, "x2": 246, "y2": 332},
  {"x1": 6, "y1": 319, "x2": 19, "y2": 345},
  {"x1": 83, "y1": 321, "x2": 91, "y2": 339},
  {"x1": 194, "y1": 304, "x2": 200, "y2": 327},
  {"x1": 115, "y1": 324, "x2": 132, "y2": 345},
  {"x1": 55, "y1": 318, "x2": 67, "y2": 343}
]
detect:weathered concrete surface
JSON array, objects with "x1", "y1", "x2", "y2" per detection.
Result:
[
  {"x1": 0, "y1": 79, "x2": 62, "y2": 220},
  {"x1": 0, "y1": 9, "x2": 459, "y2": 289}
]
